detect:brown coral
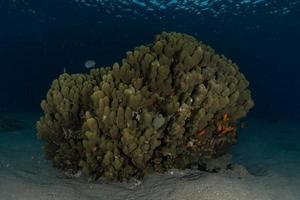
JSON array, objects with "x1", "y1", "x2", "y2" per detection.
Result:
[{"x1": 37, "y1": 32, "x2": 254, "y2": 181}]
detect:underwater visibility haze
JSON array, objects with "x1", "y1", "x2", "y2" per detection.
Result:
[{"x1": 0, "y1": 0, "x2": 300, "y2": 200}]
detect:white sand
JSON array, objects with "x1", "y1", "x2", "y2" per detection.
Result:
[
  {"x1": 1, "y1": 166, "x2": 298, "y2": 200},
  {"x1": 0, "y1": 114, "x2": 299, "y2": 200}
]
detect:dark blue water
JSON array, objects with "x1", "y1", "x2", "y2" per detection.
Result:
[{"x1": 1, "y1": 0, "x2": 299, "y2": 120}]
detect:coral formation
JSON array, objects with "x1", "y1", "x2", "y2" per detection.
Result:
[{"x1": 37, "y1": 32, "x2": 254, "y2": 181}]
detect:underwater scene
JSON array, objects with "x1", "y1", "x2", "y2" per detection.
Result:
[{"x1": 0, "y1": 0, "x2": 300, "y2": 199}]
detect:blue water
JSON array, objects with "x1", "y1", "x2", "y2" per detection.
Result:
[{"x1": 0, "y1": 1, "x2": 300, "y2": 199}]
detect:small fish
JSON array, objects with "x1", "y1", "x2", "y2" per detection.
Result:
[{"x1": 84, "y1": 60, "x2": 96, "y2": 69}]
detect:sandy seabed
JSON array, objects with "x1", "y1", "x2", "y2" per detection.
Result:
[{"x1": 0, "y1": 113, "x2": 299, "y2": 200}]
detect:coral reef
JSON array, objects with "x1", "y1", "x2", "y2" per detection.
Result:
[{"x1": 37, "y1": 32, "x2": 254, "y2": 181}]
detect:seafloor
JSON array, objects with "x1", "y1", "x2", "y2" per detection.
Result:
[{"x1": 0, "y1": 113, "x2": 299, "y2": 200}]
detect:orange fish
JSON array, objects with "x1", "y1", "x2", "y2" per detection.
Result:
[{"x1": 223, "y1": 113, "x2": 229, "y2": 122}]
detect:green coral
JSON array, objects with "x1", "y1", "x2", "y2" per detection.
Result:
[{"x1": 37, "y1": 32, "x2": 254, "y2": 181}]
